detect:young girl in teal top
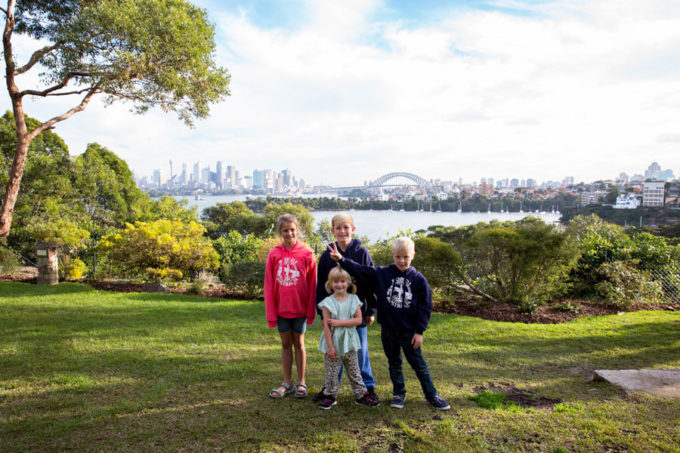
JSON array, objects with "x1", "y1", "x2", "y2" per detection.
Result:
[{"x1": 317, "y1": 266, "x2": 379, "y2": 409}]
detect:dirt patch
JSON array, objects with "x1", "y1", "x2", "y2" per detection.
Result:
[
  {"x1": 473, "y1": 383, "x2": 561, "y2": 408},
  {"x1": 437, "y1": 297, "x2": 678, "y2": 324},
  {"x1": 0, "y1": 266, "x2": 37, "y2": 283}
]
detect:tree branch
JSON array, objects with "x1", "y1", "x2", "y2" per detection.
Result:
[
  {"x1": 452, "y1": 272, "x2": 499, "y2": 303},
  {"x1": 26, "y1": 83, "x2": 102, "y2": 141},
  {"x1": 15, "y1": 43, "x2": 62, "y2": 74},
  {"x1": 19, "y1": 72, "x2": 104, "y2": 98}
]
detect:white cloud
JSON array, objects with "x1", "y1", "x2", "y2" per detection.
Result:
[{"x1": 2, "y1": 0, "x2": 679, "y2": 185}]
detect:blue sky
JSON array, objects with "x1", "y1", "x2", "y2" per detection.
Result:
[{"x1": 3, "y1": 0, "x2": 680, "y2": 186}]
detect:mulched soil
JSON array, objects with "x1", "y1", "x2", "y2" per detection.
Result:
[
  {"x1": 439, "y1": 297, "x2": 679, "y2": 324},
  {"x1": 2, "y1": 267, "x2": 678, "y2": 324}
]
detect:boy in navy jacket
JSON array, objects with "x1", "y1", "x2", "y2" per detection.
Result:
[{"x1": 328, "y1": 237, "x2": 450, "y2": 410}]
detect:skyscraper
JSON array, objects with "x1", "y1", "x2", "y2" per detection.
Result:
[{"x1": 216, "y1": 161, "x2": 223, "y2": 190}]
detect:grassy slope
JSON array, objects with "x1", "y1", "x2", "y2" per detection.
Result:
[{"x1": 1, "y1": 282, "x2": 679, "y2": 452}]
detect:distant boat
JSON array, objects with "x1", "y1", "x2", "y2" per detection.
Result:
[{"x1": 195, "y1": 194, "x2": 204, "y2": 200}]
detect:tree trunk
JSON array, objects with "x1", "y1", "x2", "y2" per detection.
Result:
[{"x1": 0, "y1": 126, "x2": 29, "y2": 238}]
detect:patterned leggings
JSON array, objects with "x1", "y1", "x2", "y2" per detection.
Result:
[{"x1": 324, "y1": 350, "x2": 367, "y2": 398}]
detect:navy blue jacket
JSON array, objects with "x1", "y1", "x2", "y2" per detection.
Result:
[
  {"x1": 316, "y1": 239, "x2": 377, "y2": 326},
  {"x1": 339, "y1": 258, "x2": 432, "y2": 334}
]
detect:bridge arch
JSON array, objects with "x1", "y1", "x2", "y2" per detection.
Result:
[{"x1": 371, "y1": 172, "x2": 428, "y2": 187}]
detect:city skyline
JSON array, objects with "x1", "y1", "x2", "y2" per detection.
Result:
[
  {"x1": 2, "y1": 0, "x2": 680, "y2": 186},
  {"x1": 138, "y1": 159, "x2": 676, "y2": 192}
]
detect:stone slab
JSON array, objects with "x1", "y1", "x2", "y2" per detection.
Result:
[{"x1": 593, "y1": 369, "x2": 680, "y2": 398}]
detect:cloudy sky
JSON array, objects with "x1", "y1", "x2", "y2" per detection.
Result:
[{"x1": 4, "y1": 0, "x2": 680, "y2": 186}]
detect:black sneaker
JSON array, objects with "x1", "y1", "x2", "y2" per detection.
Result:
[
  {"x1": 428, "y1": 395, "x2": 450, "y2": 411},
  {"x1": 355, "y1": 392, "x2": 380, "y2": 407},
  {"x1": 390, "y1": 394, "x2": 405, "y2": 409},
  {"x1": 367, "y1": 387, "x2": 380, "y2": 404},
  {"x1": 318, "y1": 395, "x2": 337, "y2": 410},
  {"x1": 312, "y1": 388, "x2": 326, "y2": 402}
]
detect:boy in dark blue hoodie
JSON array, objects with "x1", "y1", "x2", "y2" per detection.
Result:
[
  {"x1": 328, "y1": 237, "x2": 450, "y2": 410},
  {"x1": 314, "y1": 214, "x2": 379, "y2": 404}
]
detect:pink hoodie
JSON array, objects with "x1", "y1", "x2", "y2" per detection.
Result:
[{"x1": 264, "y1": 241, "x2": 317, "y2": 327}]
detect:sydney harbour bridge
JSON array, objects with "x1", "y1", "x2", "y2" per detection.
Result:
[{"x1": 332, "y1": 172, "x2": 430, "y2": 191}]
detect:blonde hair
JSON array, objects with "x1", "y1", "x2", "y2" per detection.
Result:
[
  {"x1": 325, "y1": 266, "x2": 357, "y2": 294},
  {"x1": 392, "y1": 237, "x2": 415, "y2": 255},
  {"x1": 275, "y1": 214, "x2": 301, "y2": 236},
  {"x1": 331, "y1": 213, "x2": 355, "y2": 228}
]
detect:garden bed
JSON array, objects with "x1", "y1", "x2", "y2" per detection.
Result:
[{"x1": 2, "y1": 267, "x2": 677, "y2": 323}]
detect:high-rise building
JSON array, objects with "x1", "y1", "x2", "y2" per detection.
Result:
[
  {"x1": 252, "y1": 169, "x2": 264, "y2": 189},
  {"x1": 645, "y1": 162, "x2": 662, "y2": 179},
  {"x1": 193, "y1": 161, "x2": 199, "y2": 182},
  {"x1": 215, "y1": 161, "x2": 223, "y2": 190},
  {"x1": 180, "y1": 163, "x2": 187, "y2": 185},
  {"x1": 643, "y1": 181, "x2": 665, "y2": 207},
  {"x1": 226, "y1": 165, "x2": 236, "y2": 188},
  {"x1": 201, "y1": 166, "x2": 211, "y2": 185}
]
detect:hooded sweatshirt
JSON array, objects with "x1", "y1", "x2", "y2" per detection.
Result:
[
  {"x1": 338, "y1": 258, "x2": 432, "y2": 335},
  {"x1": 264, "y1": 241, "x2": 317, "y2": 327},
  {"x1": 316, "y1": 238, "x2": 377, "y2": 325}
]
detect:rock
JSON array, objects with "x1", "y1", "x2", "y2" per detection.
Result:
[
  {"x1": 593, "y1": 369, "x2": 680, "y2": 399},
  {"x1": 141, "y1": 282, "x2": 171, "y2": 293}
]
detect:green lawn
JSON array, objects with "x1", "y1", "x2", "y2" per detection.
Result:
[{"x1": 1, "y1": 281, "x2": 679, "y2": 452}]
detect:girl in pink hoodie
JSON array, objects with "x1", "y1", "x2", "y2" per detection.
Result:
[{"x1": 265, "y1": 214, "x2": 317, "y2": 399}]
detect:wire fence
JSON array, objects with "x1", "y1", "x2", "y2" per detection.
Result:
[{"x1": 578, "y1": 253, "x2": 680, "y2": 306}]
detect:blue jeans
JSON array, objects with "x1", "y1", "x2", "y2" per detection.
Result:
[
  {"x1": 380, "y1": 327, "x2": 437, "y2": 400},
  {"x1": 337, "y1": 325, "x2": 375, "y2": 388}
]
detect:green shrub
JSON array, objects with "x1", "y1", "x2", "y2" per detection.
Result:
[
  {"x1": 64, "y1": 258, "x2": 87, "y2": 280},
  {"x1": 554, "y1": 301, "x2": 580, "y2": 314},
  {"x1": 224, "y1": 261, "x2": 265, "y2": 298},
  {"x1": 0, "y1": 246, "x2": 20, "y2": 275},
  {"x1": 567, "y1": 215, "x2": 680, "y2": 303},
  {"x1": 594, "y1": 261, "x2": 662, "y2": 309},
  {"x1": 98, "y1": 219, "x2": 219, "y2": 282},
  {"x1": 213, "y1": 231, "x2": 263, "y2": 266},
  {"x1": 450, "y1": 217, "x2": 578, "y2": 312},
  {"x1": 187, "y1": 270, "x2": 219, "y2": 296}
]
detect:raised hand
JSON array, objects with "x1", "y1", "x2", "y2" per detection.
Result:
[{"x1": 327, "y1": 242, "x2": 342, "y2": 262}]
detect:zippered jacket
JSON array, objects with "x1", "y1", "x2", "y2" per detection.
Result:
[{"x1": 316, "y1": 238, "x2": 377, "y2": 325}]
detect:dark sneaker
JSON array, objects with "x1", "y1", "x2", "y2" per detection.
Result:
[
  {"x1": 367, "y1": 387, "x2": 380, "y2": 404},
  {"x1": 390, "y1": 394, "x2": 405, "y2": 409},
  {"x1": 428, "y1": 395, "x2": 450, "y2": 411},
  {"x1": 312, "y1": 388, "x2": 326, "y2": 402},
  {"x1": 318, "y1": 395, "x2": 337, "y2": 410},
  {"x1": 355, "y1": 392, "x2": 380, "y2": 407}
]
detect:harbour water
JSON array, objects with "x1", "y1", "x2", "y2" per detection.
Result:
[{"x1": 174, "y1": 194, "x2": 561, "y2": 242}]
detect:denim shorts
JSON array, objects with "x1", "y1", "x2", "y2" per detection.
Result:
[{"x1": 276, "y1": 316, "x2": 307, "y2": 334}]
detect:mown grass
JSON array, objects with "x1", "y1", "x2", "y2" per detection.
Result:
[{"x1": 1, "y1": 281, "x2": 679, "y2": 452}]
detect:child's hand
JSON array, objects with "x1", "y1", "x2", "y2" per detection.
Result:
[
  {"x1": 327, "y1": 318, "x2": 339, "y2": 327},
  {"x1": 411, "y1": 333, "x2": 423, "y2": 350},
  {"x1": 327, "y1": 243, "x2": 342, "y2": 262},
  {"x1": 327, "y1": 346, "x2": 337, "y2": 359}
]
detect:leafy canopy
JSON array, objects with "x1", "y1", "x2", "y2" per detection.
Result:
[{"x1": 13, "y1": 0, "x2": 230, "y2": 125}]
